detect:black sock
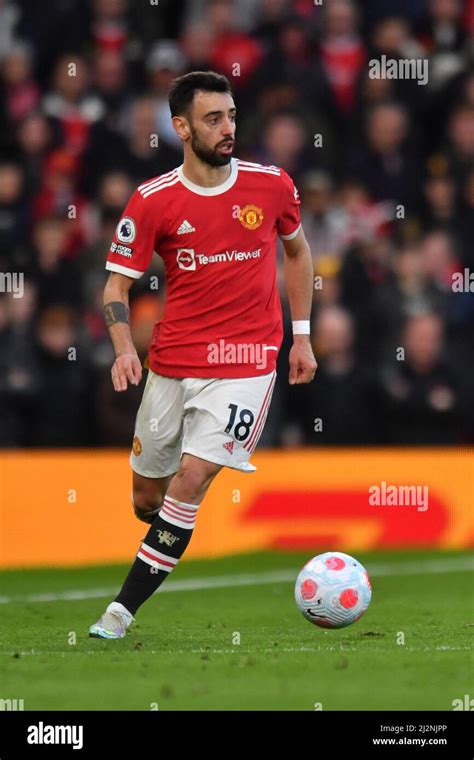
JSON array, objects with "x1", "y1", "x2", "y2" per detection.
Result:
[{"x1": 114, "y1": 495, "x2": 199, "y2": 616}]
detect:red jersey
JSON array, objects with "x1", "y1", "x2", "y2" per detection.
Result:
[{"x1": 105, "y1": 158, "x2": 301, "y2": 378}]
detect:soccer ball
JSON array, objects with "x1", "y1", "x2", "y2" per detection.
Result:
[{"x1": 294, "y1": 551, "x2": 372, "y2": 629}]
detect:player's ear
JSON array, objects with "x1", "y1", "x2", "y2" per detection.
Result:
[{"x1": 172, "y1": 115, "x2": 191, "y2": 142}]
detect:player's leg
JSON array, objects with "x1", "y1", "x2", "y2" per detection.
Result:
[
  {"x1": 89, "y1": 371, "x2": 185, "y2": 639},
  {"x1": 109, "y1": 371, "x2": 277, "y2": 628},
  {"x1": 108, "y1": 370, "x2": 278, "y2": 628},
  {"x1": 89, "y1": 371, "x2": 276, "y2": 638},
  {"x1": 91, "y1": 453, "x2": 222, "y2": 637}
]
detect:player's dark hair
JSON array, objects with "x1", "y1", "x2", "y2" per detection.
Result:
[{"x1": 168, "y1": 71, "x2": 233, "y2": 118}]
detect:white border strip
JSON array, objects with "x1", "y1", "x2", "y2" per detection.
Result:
[
  {"x1": 0, "y1": 557, "x2": 471, "y2": 604},
  {"x1": 279, "y1": 223, "x2": 302, "y2": 240},
  {"x1": 105, "y1": 262, "x2": 144, "y2": 279}
]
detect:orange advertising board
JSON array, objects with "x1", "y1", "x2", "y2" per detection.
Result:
[{"x1": 0, "y1": 448, "x2": 472, "y2": 568}]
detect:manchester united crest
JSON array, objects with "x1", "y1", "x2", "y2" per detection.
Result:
[
  {"x1": 132, "y1": 436, "x2": 142, "y2": 456},
  {"x1": 156, "y1": 530, "x2": 180, "y2": 547},
  {"x1": 239, "y1": 204, "x2": 264, "y2": 230}
]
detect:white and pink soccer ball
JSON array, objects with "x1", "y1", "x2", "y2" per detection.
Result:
[{"x1": 295, "y1": 552, "x2": 372, "y2": 629}]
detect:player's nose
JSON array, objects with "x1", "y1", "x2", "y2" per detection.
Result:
[{"x1": 221, "y1": 117, "x2": 235, "y2": 136}]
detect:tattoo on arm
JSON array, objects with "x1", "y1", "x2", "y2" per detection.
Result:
[{"x1": 104, "y1": 301, "x2": 129, "y2": 328}]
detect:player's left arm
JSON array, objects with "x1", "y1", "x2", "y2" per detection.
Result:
[{"x1": 282, "y1": 226, "x2": 318, "y2": 385}]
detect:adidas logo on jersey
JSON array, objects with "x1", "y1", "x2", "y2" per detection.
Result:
[
  {"x1": 223, "y1": 440, "x2": 234, "y2": 454},
  {"x1": 177, "y1": 220, "x2": 196, "y2": 235}
]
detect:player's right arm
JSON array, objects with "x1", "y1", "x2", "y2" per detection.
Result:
[
  {"x1": 104, "y1": 272, "x2": 142, "y2": 392},
  {"x1": 104, "y1": 185, "x2": 162, "y2": 391}
]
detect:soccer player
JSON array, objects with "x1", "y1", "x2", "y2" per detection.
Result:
[{"x1": 89, "y1": 71, "x2": 317, "y2": 638}]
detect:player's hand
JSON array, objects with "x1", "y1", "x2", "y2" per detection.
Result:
[
  {"x1": 111, "y1": 352, "x2": 142, "y2": 391},
  {"x1": 289, "y1": 336, "x2": 317, "y2": 385}
]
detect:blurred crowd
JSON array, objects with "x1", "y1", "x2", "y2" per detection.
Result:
[{"x1": 0, "y1": 0, "x2": 473, "y2": 448}]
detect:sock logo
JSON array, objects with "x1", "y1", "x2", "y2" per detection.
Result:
[{"x1": 156, "y1": 529, "x2": 180, "y2": 546}]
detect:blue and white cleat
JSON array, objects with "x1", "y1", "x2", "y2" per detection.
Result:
[{"x1": 89, "y1": 602, "x2": 134, "y2": 639}]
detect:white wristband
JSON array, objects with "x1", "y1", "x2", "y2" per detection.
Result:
[{"x1": 292, "y1": 320, "x2": 310, "y2": 335}]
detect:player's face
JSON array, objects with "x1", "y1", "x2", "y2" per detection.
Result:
[{"x1": 188, "y1": 91, "x2": 236, "y2": 167}]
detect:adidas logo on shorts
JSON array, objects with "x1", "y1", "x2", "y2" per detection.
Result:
[
  {"x1": 177, "y1": 219, "x2": 196, "y2": 235},
  {"x1": 223, "y1": 440, "x2": 234, "y2": 454}
]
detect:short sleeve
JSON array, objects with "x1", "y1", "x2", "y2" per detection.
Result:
[
  {"x1": 106, "y1": 189, "x2": 159, "y2": 279},
  {"x1": 276, "y1": 168, "x2": 302, "y2": 240}
]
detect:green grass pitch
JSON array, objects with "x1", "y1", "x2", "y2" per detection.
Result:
[{"x1": 0, "y1": 550, "x2": 472, "y2": 710}]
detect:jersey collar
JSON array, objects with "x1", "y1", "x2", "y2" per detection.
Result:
[{"x1": 177, "y1": 157, "x2": 238, "y2": 196}]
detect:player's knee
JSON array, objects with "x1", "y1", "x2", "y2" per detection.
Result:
[{"x1": 131, "y1": 487, "x2": 163, "y2": 524}]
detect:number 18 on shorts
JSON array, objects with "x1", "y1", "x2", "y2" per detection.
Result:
[{"x1": 130, "y1": 369, "x2": 277, "y2": 478}]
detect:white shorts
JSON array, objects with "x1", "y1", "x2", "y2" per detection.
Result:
[{"x1": 130, "y1": 369, "x2": 277, "y2": 478}]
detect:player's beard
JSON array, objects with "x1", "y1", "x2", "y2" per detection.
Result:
[{"x1": 189, "y1": 125, "x2": 233, "y2": 167}]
